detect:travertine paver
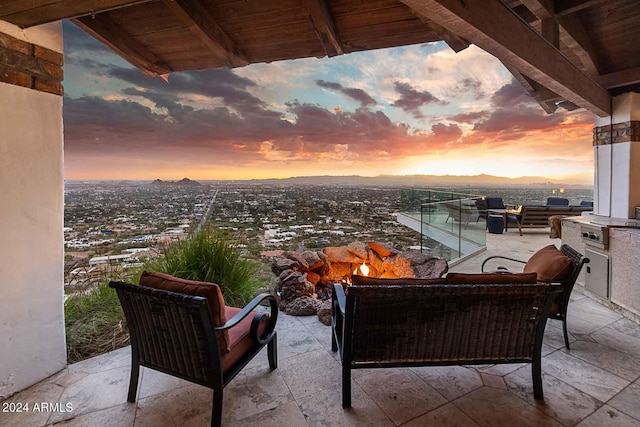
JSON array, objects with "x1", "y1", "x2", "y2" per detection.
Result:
[{"x1": 3, "y1": 233, "x2": 640, "y2": 426}]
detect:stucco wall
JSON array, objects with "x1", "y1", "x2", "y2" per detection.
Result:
[{"x1": 0, "y1": 22, "x2": 65, "y2": 398}]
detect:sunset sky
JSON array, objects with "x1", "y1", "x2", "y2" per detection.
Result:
[{"x1": 62, "y1": 21, "x2": 595, "y2": 183}]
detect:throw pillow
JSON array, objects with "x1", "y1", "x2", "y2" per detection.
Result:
[{"x1": 523, "y1": 245, "x2": 573, "y2": 281}]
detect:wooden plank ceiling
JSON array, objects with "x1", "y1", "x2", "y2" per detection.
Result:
[{"x1": 3, "y1": 0, "x2": 640, "y2": 116}]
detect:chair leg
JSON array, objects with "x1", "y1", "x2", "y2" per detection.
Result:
[
  {"x1": 268, "y1": 333, "x2": 278, "y2": 369},
  {"x1": 127, "y1": 361, "x2": 139, "y2": 403},
  {"x1": 342, "y1": 364, "x2": 352, "y2": 408},
  {"x1": 532, "y1": 357, "x2": 544, "y2": 400},
  {"x1": 562, "y1": 318, "x2": 571, "y2": 350},
  {"x1": 331, "y1": 327, "x2": 338, "y2": 352},
  {"x1": 211, "y1": 386, "x2": 223, "y2": 427}
]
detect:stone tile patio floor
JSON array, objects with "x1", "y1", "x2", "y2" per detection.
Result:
[{"x1": 3, "y1": 232, "x2": 640, "y2": 426}]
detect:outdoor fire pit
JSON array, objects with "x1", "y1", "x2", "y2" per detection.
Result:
[{"x1": 270, "y1": 241, "x2": 448, "y2": 325}]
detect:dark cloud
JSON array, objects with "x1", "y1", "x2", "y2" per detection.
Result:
[
  {"x1": 392, "y1": 82, "x2": 447, "y2": 118},
  {"x1": 449, "y1": 111, "x2": 490, "y2": 123},
  {"x1": 63, "y1": 20, "x2": 111, "y2": 53},
  {"x1": 315, "y1": 80, "x2": 377, "y2": 107},
  {"x1": 490, "y1": 79, "x2": 530, "y2": 108}
]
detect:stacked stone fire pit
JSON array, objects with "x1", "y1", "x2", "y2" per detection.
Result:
[{"x1": 270, "y1": 241, "x2": 448, "y2": 325}]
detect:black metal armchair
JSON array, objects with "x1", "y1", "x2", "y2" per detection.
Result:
[
  {"x1": 481, "y1": 244, "x2": 589, "y2": 350},
  {"x1": 109, "y1": 280, "x2": 278, "y2": 427}
]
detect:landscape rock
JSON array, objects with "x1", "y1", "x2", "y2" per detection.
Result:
[
  {"x1": 324, "y1": 246, "x2": 361, "y2": 264},
  {"x1": 382, "y1": 255, "x2": 415, "y2": 278},
  {"x1": 367, "y1": 241, "x2": 397, "y2": 258},
  {"x1": 271, "y1": 257, "x2": 298, "y2": 275},
  {"x1": 413, "y1": 258, "x2": 449, "y2": 278},
  {"x1": 347, "y1": 241, "x2": 369, "y2": 260},
  {"x1": 282, "y1": 251, "x2": 309, "y2": 270},
  {"x1": 301, "y1": 250, "x2": 323, "y2": 270},
  {"x1": 282, "y1": 296, "x2": 319, "y2": 316},
  {"x1": 316, "y1": 300, "x2": 332, "y2": 326}
]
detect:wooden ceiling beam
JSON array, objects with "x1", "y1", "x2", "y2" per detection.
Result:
[
  {"x1": 502, "y1": 62, "x2": 558, "y2": 113},
  {"x1": 161, "y1": 0, "x2": 247, "y2": 68},
  {"x1": 597, "y1": 66, "x2": 640, "y2": 89},
  {"x1": 555, "y1": 0, "x2": 609, "y2": 17},
  {"x1": 73, "y1": 15, "x2": 170, "y2": 76},
  {"x1": 520, "y1": 0, "x2": 600, "y2": 75},
  {"x1": 412, "y1": 12, "x2": 470, "y2": 53},
  {"x1": 301, "y1": 0, "x2": 343, "y2": 57},
  {"x1": 0, "y1": 0, "x2": 151, "y2": 28},
  {"x1": 557, "y1": 14, "x2": 600, "y2": 75},
  {"x1": 398, "y1": 0, "x2": 611, "y2": 116}
]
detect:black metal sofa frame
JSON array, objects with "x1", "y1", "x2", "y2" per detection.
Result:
[
  {"x1": 109, "y1": 281, "x2": 278, "y2": 427},
  {"x1": 481, "y1": 244, "x2": 590, "y2": 350},
  {"x1": 331, "y1": 281, "x2": 558, "y2": 407}
]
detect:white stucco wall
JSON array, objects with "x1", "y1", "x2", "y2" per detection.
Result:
[
  {"x1": 593, "y1": 92, "x2": 640, "y2": 218},
  {"x1": 0, "y1": 22, "x2": 66, "y2": 398}
]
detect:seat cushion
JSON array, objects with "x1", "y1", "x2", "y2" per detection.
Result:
[
  {"x1": 523, "y1": 245, "x2": 573, "y2": 281},
  {"x1": 351, "y1": 275, "x2": 447, "y2": 286},
  {"x1": 221, "y1": 306, "x2": 270, "y2": 373},
  {"x1": 446, "y1": 272, "x2": 538, "y2": 284},
  {"x1": 139, "y1": 271, "x2": 230, "y2": 351}
]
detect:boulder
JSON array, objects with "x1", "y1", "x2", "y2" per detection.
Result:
[
  {"x1": 316, "y1": 300, "x2": 332, "y2": 326},
  {"x1": 282, "y1": 251, "x2": 309, "y2": 270},
  {"x1": 400, "y1": 250, "x2": 432, "y2": 266},
  {"x1": 323, "y1": 261, "x2": 352, "y2": 282},
  {"x1": 367, "y1": 241, "x2": 397, "y2": 258},
  {"x1": 413, "y1": 258, "x2": 449, "y2": 278},
  {"x1": 271, "y1": 257, "x2": 298, "y2": 275},
  {"x1": 347, "y1": 241, "x2": 369, "y2": 260},
  {"x1": 301, "y1": 250, "x2": 323, "y2": 270},
  {"x1": 282, "y1": 296, "x2": 319, "y2": 316},
  {"x1": 324, "y1": 246, "x2": 361, "y2": 264},
  {"x1": 382, "y1": 255, "x2": 415, "y2": 278},
  {"x1": 306, "y1": 271, "x2": 321, "y2": 285}
]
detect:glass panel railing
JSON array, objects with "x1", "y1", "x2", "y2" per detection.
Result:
[{"x1": 419, "y1": 197, "x2": 486, "y2": 262}]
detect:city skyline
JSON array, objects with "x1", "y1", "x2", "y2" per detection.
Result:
[{"x1": 63, "y1": 21, "x2": 595, "y2": 184}]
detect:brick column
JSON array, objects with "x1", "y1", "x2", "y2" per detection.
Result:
[{"x1": 592, "y1": 92, "x2": 640, "y2": 218}]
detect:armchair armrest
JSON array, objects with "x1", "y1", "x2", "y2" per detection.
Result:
[
  {"x1": 215, "y1": 293, "x2": 278, "y2": 345},
  {"x1": 333, "y1": 283, "x2": 346, "y2": 315},
  {"x1": 481, "y1": 255, "x2": 526, "y2": 272}
]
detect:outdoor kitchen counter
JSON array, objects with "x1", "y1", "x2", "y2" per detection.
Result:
[{"x1": 562, "y1": 216, "x2": 640, "y2": 319}]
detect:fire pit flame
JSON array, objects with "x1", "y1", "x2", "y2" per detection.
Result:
[{"x1": 354, "y1": 261, "x2": 370, "y2": 277}]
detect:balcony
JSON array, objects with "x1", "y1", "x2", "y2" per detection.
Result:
[
  {"x1": 3, "y1": 232, "x2": 640, "y2": 426},
  {"x1": 397, "y1": 189, "x2": 487, "y2": 264}
]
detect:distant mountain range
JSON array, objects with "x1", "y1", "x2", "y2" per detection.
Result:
[
  {"x1": 150, "y1": 178, "x2": 202, "y2": 187},
  {"x1": 232, "y1": 173, "x2": 593, "y2": 187}
]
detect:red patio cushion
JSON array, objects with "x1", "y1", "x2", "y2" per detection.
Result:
[{"x1": 221, "y1": 306, "x2": 269, "y2": 373}]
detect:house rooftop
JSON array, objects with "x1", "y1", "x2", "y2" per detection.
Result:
[{"x1": 4, "y1": 232, "x2": 640, "y2": 426}]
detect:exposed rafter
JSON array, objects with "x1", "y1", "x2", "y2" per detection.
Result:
[
  {"x1": 412, "y1": 12, "x2": 470, "y2": 53},
  {"x1": 300, "y1": 0, "x2": 343, "y2": 57},
  {"x1": 502, "y1": 62, "x2": 558, "y2": 113},
  {"x1": 73, "y1": 14, "x2": 170, "y2": 76},
  {"x1": 597, "y1": 66, "x2": 640, "y2": 89},
  {"x1": 555, "y1": 0, "x2": 609, "y2": 16},
  {"x1": 161, "y1": 0, "x2": 248, "y2": 68},
  {"x1": 557, "y1": 14, "x2": 600, "y2": 75},
  {"x1": 518, "y1": 0, "x2": 602, "y2": 75},
  {"x1": 0, "y1": 0, "x2": 150, "y2": 28},
  {"x1": 398, "y1": 0, "x2": 611, "y2": 116}
]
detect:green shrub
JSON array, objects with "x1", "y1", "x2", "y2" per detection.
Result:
[
  {"x1": 65, "y1": 279, "x2": 129, "y2": 363},
  {"x1": 143, "y1": 227, "x2": 261, "y2": 307}
]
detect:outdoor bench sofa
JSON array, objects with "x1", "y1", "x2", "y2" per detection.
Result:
[
  {"x1": 331, "y1": 274, "x2": 559, "y2": 407},
  {"x1": 508, "y1": 205, "x2": 592, "y2": 235}
]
